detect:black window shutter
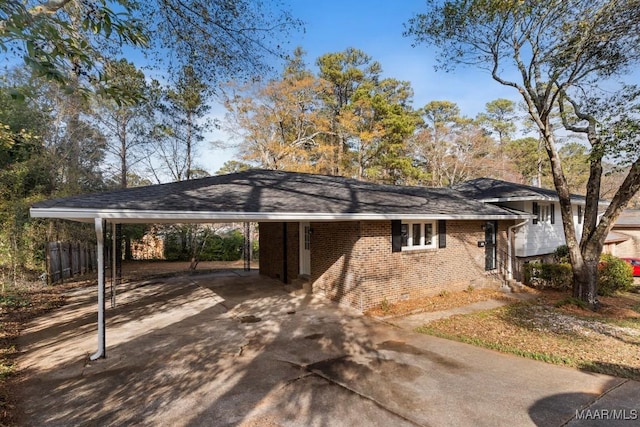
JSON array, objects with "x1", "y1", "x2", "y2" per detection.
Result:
[
  {"x1": 391, "y1": 220, "x2": 402, "y2": 252},
  {"x1": 550, "y1": 203, "x2": 555, "y2": 224},
  {"x1": 532, "y1": 202, "x2": 539, "y2": 224},
  {"x1": 438, "y1": 220, "x2": 446, "y2": 248}
]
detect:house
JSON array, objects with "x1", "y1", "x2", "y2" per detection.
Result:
[
  {"x1": 31, "y1": 170, "x2": 530, "y2": 314},
  {"x1": 454, "y1": 177, "x2": 607, "y2": 281},
  {"x1": 603, "y1": 210, "x2": 640, "y2": 257}
]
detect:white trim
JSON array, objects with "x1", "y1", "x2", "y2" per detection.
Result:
[
  {"x1": 299, "y1": 222, "x2": 311, "y2": 275},
  {"x1": 29, "y1": 207, "x2": 532, "y2": 223},
  {"x1": 90, "y1": 218, "x2": 106, "y2": 360},
  {"x1": 401, "y1": 220, "x2": 437, "y2": 251}
]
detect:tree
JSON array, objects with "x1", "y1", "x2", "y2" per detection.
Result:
[
  {"x1": 94, "y1": 59, "x2": 157, "y2": 188},
  {"x1": 505, "y1": 137, "x2": 549, "y2": 186},
  {"x1": 558, "y1": 142, "x2": 590, "y2": 194},
  {"x1": 406, "y1": 0, "x2": 640, "y2": 307},
  {"x1": 216, "y1": 160, "x2": 252, "y2": 175},
  {"x1": 223, "y1": 48, "x2": 331, "y2": 172},
  {"x1": 0, "y1": 79, "x2": 52, "y2": 285},
  {"x1": 224, "y1": 48, "x2": 422, "y2": 182},
  {"x1": 1, "y1": 1, "x2": 301, "y2": 100},
  {"x1": 317, "y1": 48, "x2": 383, "y2": 175},
  {"x1": 145, "y1": 0, "x2": 302, "y2": 85},
  {"x1": 0, "y1": 0, "x2": 147, "y2": 99},
  {"x1": 477, "y1": 98, "x2": 519, "y2": 180},
  {"x1": 339, "y1": 77, "x2": 420, "y2": 183},
  {"x1": 151, "y1": 65, "x2": 212, "y2": 182},
  {"x1": 412, "y1": 101, "x2": 493, "y2": 186}
]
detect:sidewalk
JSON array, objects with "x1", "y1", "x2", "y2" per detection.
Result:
[{"x1": 388, "y1": 292, "x2": 537, "y2": 331}]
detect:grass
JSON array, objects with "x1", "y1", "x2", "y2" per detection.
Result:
[
  {"x1": 411, "y1": 289, "x2": 640, "y2": 381},
  {"x1": 417, "y1": 324, "x2": 575, "y2": 365}
]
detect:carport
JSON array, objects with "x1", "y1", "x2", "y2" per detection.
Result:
[{"x1": 30, "y1": 170, "x2": 331, "y2": 360}]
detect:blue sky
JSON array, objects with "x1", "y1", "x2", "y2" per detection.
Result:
[
  {"x1": 286, "y1": 0, "x2": 518, "y2": 112},
  {"x1": 205, "y1": 0, "x2": 520, "y2": 173}
]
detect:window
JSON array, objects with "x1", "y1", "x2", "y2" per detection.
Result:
[
  {"x1": 401, "y1": 221, "x2": 436, "y2": 250},
  {"x1": 304, "y1": 225, "x2": 311, "y2": 250},
  {"x1": 534, "y1": 203, "x2": 555, "y2": 225},
  {"x1": 539, "y1": 205, "x2": 550, "y2": 222}
]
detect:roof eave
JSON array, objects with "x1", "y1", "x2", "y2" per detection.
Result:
[
  {"x1": 30, "y1": 207, "x2": 532, "y2": 224},
  {"x1": 478, "y1": 197, "x2": 608, "y2": 206}
]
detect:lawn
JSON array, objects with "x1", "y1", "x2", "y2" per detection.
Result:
[{"x1": 409, "y1": 289, "x2": 640, "y2": 380}]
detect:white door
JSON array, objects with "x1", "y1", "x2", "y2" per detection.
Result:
[{"x1": 299, "y1": 222, "x2": 311, "y2": 276}]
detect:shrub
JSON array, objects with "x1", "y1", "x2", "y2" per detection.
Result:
[
  {"x1": 598, "y1": 254, "x2": 633, "y2": 296},
  {"x1": 163, "y1": 227, "x2": 245, "y2": 262},
  {"x1": 553, "y1": 245, "x2": 570, "y2": 263},
  {"x1": 524, "y1": 262, "x2": 573, "y2": 290},
  {"x1": 525, "y1": 254, "x2": 634, "y2": 297}
]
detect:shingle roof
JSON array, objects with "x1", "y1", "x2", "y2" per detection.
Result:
[
  {"x1": 454, "y1": 177, "x2": 587, "y2": 203},
  {"x1": 31, "y1": 170, "x2": 529, "y2": 223},
  {"x1": 613, "y1": 210, "x2": 640, "y2": 228}
]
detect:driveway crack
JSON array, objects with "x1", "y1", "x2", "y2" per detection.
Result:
[
  {"x1": 560, "y1": 379, "x2": 630, "y2": 426},
  {"x1": 276, "y1": 356, "x2": 428, "y2": 427}
]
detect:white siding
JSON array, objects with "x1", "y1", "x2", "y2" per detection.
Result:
[
  {"x1": 573, "y1": 204, "x2": 584, "y2": 242},
  {"x1": 500, "y1": 200, "x2": 586, "y2": 257}
]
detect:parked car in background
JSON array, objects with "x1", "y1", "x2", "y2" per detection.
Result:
[{"x1": 621, "y1": 258, "x2": 640, "y2": 276}]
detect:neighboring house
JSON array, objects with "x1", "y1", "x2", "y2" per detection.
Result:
[
  {"x1": 604, "y1": 210, "x2": 640, "y2": 257},
  {"x1": 31, "y1": 170, "x2": 530, "y2": 313},
  {"x1": 454, "y1": 178, "x2": 606, "y2": 281}
]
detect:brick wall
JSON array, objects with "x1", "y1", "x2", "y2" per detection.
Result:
[
  {"x1": 311, "y1": 220, "x2": 512, "y2": 311},
  {"x1": 258, "y1": 222, "x2": 299, "y2": 283},
  {"x1": 260, "y1": 219, "x2": 513, "y2": 311}
]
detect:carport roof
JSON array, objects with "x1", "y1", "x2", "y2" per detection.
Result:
[{"x1": 30, "y1": 170, "x2": 531, "y2": 223}]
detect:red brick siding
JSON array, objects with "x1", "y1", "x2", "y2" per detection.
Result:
[
  {"x1": 287, "y1": 223, "x2": 299, "y2": 282},
  {"x1": 310, "y1": 222, "x2": 362, "y2": 305},
  {"x1": 261, "y1": 219, "x2": 513, "y2": 311},
  {"x1": 311, "y1": 220, "x2": 512, "y2": 311},
  {"x1": 258, "y1": 222, "x2": 299, "y2": 283}
]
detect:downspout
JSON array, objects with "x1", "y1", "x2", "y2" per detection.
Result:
[
  {"x1": 282, "y1": 223, "x2": 288, "y2": 284},
  {"x1": 508, "y1": 219, "x2": 529, "y2": 281},
  {"x1": 90, "y1": 218, "x2": 106, "y2": 360}
]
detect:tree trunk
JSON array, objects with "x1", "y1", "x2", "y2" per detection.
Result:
[{"x1": 571, "y1": 253, "x2": 599, "y2": 308}]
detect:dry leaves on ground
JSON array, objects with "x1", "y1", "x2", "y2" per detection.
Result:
[
  {"x1": 365, "y1": 287, "x2": 523, "y2": 317},
  {"x1": 0, "y1": 277, "x2": 95, "y2": 425},
  {"x1": 415, "y1": 289, "x2": 640, "y2": 380}
]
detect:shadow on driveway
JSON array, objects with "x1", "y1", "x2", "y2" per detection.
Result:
[{"x1": 15, "y1": 271, "x2": 640, "y2": 426}]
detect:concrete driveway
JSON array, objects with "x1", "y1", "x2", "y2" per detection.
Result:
[{"x1": 15, "y1": 271, "x2": 640, "y2": 426}]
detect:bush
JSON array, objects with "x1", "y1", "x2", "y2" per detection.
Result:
[
  {"x1": 598, "y1": 254, "x2": 634, "y2": 296},
  {"x1": 553, "y1": 245, "x2": 570, "y2": 263},
  {"x1": 525, "y1": 254, "x2": 634, "y2": 297},
  {"x1": 524, "y1": 262, "x2": 573, "y2": 290},
  {"x1": 163, "y1": 227, "x2": 245, "y2": 262}
]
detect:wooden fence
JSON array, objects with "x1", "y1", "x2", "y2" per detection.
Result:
[{"x1": 46, "y1": 242, "x2": 97, "y2": 284}]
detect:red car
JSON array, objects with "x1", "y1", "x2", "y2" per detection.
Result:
[{"x1": 621, "y1": 258, "x2": 640, "y2": 276}]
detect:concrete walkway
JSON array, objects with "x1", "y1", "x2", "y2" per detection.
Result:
[
  {"x1": 389, "y1": 298, "x2": 513, "y2": 330},
  {"x1": 15, "y1": 272, "x2": 640, "y2": 426}
]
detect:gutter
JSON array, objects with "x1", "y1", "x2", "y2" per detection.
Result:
[{"x1": 29, "y1": 207, "x2": 530, "y2": 223}]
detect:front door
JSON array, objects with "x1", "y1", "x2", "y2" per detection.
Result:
[
  {"x1": 299, "y1": 222, "x2": 311, "y2": 276},
  {"x1": 484, "y1": 221, "x2": 497, "y2": 271}
]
